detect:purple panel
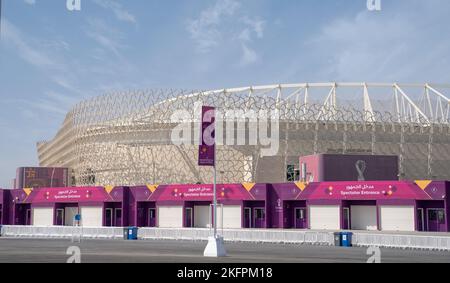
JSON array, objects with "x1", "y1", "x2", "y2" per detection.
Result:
[
  {"x1": 198, "y1": 106, "x2": 215, "y2": 167},
  {"x1": 135, "y1": 202, "x2": 156, "y2": 227},
  {"x1": 376, "y1": 199, "x2": 416, "y2": 205},
  {"x1": 446, "y1": 181, "x2": 450, "y2": 232},
  {"x1": 104, "y1": 202, "x2": 123, "y2": 227},
  {"x1": 300, "y1": 154, "x2": 399, "y2": 182},
  {"x1": 423, "y1": 181, "x2": 447, "y2": 200},
  {"x1": 307, "y1": 199, "x2": 342, "y2": 205}
]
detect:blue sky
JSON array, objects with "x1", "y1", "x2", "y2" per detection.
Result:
[{"x1": 0, "y1": 0, "x2": 449, "y2": 188}]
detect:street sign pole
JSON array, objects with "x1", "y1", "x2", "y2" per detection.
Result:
[{"x1": 201, "y1": 105, "x2": 226, "y2": 257}]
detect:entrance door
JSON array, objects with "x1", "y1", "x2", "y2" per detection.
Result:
[
  {"x1": 417, "y1": 208, "x2": 424, "y2": 232},
  {"x1": 149, "y1": 209, "x2": 156, "y2": 227},
  {"x1": 186, "y1": 208, "x2": 193, "y2": 228},
  {"x1": 380, "y1": 206, "x2": 415, "y2": 232},
  {"x1": 254, "y1": 208, "x2": 265, "y2": 229},
  {"x1": 244, "y1": 208, "x2": 252, "y2": 228},
  {"x1": 343, "y1": 208, "x2": 350, "y2": 230},
  {"x1": 115, "y1": 208, "x2": 122, "y2": 227},
  {"x1": 137, "y1": 207, "x2": 145, "y2": 227},
  {"x1": 309, "y1": 205, "x2": 341, "y2": 230},
  {"x1": 193, "y1": 206, "x2": 210, "y2": 228},
  {"x1": 217, "y1": 206, "x2": 242, "y2": 229},
  {"x1": 105, "y1": 208, "x2": 113, "y2": 227},
  {"x1": 158, "y1": 206, "x2": 183, "y2": 228},
  {"x1": 32, "y1": 208, "x2": 54, "y2": 226},
  {"x1": 26, "y1": 209, "x2": 31, "y2": 226},
  {"x1": 294, "y1": 208, "x2": 307, "y2": 229},
  {"x1": 351, "y1": 206, "x2": 377, "y2": 231},
  {"x1": 56, "y1": 209, "x2": 65, "y2": 226},
  {"x1": 428, "y1": 209, "x2": 446, "y2": 232}
]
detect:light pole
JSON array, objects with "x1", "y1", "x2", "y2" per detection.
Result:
[
  {"x1": 213, "y1": 146, "x2": 217, "y2": 238},
  {"x1": 201, "y1": 106, "x2": 226, "y2": 258}
]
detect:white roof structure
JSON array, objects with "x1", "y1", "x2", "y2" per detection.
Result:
[{"x1": 37, "y1": 83, "x2": 450, "y2": 186}]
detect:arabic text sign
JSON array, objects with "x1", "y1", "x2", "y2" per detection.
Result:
[
  {"x1": 29, "y1": 187, "x2": 110, "y2": 203},
  {"x1": 303, "y1": 181, "x2": 431, "y2": 200}
]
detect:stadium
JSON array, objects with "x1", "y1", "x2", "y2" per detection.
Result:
[{"x1": 36, "y1": 83, "x2": 450, "y2": 187}]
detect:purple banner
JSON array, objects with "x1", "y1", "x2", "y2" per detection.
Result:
[
  {"x1": 130, "y1": 183, "x2": 267, "y2": 202},
  {"x1": 11, "y1": 186, "x2": 124, "y2": 204},
  {"x1": 198, "y1": 106, "x2": 215, "y2": 167}
]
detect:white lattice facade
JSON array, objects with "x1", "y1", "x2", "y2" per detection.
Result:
[{"x1": 37, "y1": 83, "x2": 450, "y2": 186}]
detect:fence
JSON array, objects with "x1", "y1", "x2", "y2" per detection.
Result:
[
  {"x1": 0, "y1": 226, "x2": 123, "y2": 240},
  {"x1": 138, "y1": 228, "x2": 334, "y2": 245},
  {"x1": 352, "y1": 233, "x2": 450, "y2": 251},
  {"x1": 2, "y1": 226, "x2": 450, "y2": 251}
]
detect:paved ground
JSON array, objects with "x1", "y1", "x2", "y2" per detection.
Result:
[{"x1": 0, "y1": 238, "x2": 449, "y2": 263}]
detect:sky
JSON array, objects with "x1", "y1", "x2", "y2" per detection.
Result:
[{"x1": 0, "y1": 0, "x2": 449, "y2": 188}]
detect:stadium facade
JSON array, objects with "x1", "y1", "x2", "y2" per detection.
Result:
[{"x1": 36, "y1": 83, "x2": 450, "y2": 187}]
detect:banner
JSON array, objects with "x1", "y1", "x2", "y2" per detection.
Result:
[{"x1": 198, "y1": 106, "x2": 215, "y2": 167}]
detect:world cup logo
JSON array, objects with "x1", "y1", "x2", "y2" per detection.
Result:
[{"x1": 356, "y1": 160, "x2": 367, "y2": 181}]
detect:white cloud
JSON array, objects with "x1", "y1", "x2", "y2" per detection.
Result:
[
  {"x1": 239, "y1": 44, "x2": 258, "y2": 66},
  {"x1": 0, "y1": 18, "x2": 87, "y2": 116},
  {"x1": 1, "y1": 19, "x2": 59, "y2": 69},
  {"x1": 187, "y1": 0, "x2": 241, "y2": 53},
  {"x1": 23, "y1": 0, "x2": 36, "y2": 5},
  {"x1": 306, "y1": 1, "x2": 450, "y2": 83},
  {"x1": 92, "y1": 0, "x2": 137, "y2": 25},
  {"x1": 241, "y1": 16, "x2": 265, "y2": 39},
  {"x1": 187, "y1": 0, "x2": 265, "y2": 67},
  {"x1": 85, "y1": 18, "x2": 125, "y2": 58}
]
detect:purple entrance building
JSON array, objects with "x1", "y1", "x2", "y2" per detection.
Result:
[{"x1": 0, "y1": 181, "x2": 449, "y2": 232}]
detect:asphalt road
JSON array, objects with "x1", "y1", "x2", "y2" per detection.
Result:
[{"x1": 0, "y1": 238, "x2": 449, "y2": 263}]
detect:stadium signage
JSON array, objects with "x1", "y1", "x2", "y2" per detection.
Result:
[
  {"x1": 198, "y1": 106, "x2": 216, "y2": 167},
  {"x1": 18, "y1": 187, "x2": 113, "y2": 203}
]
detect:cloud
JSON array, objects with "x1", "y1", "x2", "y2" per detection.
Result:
[
  {"x1": 23, "y1": 0, "x2": 36, "y2": 5},
  {"x1": 239, "y1": 44, "x2": 258, "y2": 66},
  {"x1": 85, "y1": 18, "x2": 126, "y2": 58},
  {"x1": 241, "y1": 16, "x2": 265, "y2": 39},
  {"x1": 187, "y1": 0, "x2": 265, "y2": 67},
  {"x1": 92, "y1": 0, "x2": 137, "y2": 25},
  {"x1": 1, "y1": 19, "x2": 60, "y2": 69},
  {"x1": 306, "y1": 0, "x2": 450, "y2": 83},
  {"x1": 187, "y1": 0, "x2": 241, "y2": 53},
  {"x1": 0, "y1": 18, "x2": 89, "y2": 117}
]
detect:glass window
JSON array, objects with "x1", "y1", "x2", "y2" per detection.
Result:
[
  {"x1": 296, "y1": 209, "x2": 305, "y2": 220},
  {"x1": 115, "y1": 209, "x2": 122, "y2": 218},
  {"x1": 255, "y1": 209, "x2": 265, "y2": 219},
  {"x1": 149, "y1": 209, "x2": 156, "y2": 218},
  {"x1": 438, "y1": 210, "x2": 445, "y2": 224},
  {"x1": 286, "y1": 165, "x2": 301, "y2": 182},
  {"x1": 429, "y1": 210, "x2": 438, "y2": 221}
]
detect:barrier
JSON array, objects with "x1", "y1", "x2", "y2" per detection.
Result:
[
  {"x1": 138, "y1": 228, "x2": 334, "y2": 245},
  {"x1": 2, "y1": 226, "x2": 450, "y2": 250},
  {"x1": 352, "y1": 233, "x2": 450, "y2": 251},
  {"x1": 0, "y1": 226, "x2": 123, "y2": 240}
]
